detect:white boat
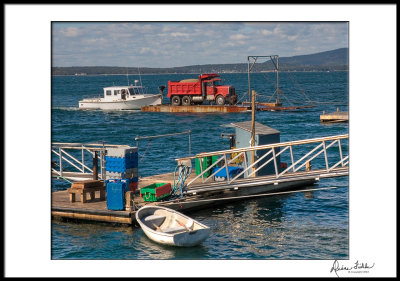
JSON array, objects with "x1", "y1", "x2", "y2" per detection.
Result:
[
  {"x1": 135, "y1": 205, "x2": 210, "y2": 247},
  {"x1": 78, "y1": 80, "x2": 162, "y2": 110}
]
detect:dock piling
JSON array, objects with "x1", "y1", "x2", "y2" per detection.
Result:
[{"x1": 93, "y1": 151, "x2": 98, "y2": 180}]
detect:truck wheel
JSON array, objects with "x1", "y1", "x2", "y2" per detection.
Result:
[
  {"x1": 171, "y1": 96, "x2": 181, "y2": 106},
  {"x1": 229, "y1": 95, "x2": 238, "y2": 105},
  {"x1": 216, "y1": 95, "x2": 225, "y2": 105},
  {"x1": 182, "y1": 96, "x2": 191, "y2": 106}
]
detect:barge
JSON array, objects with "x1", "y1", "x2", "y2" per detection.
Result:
[{"x1": 141, "y1": 104, "x2": 249, "y2": 113}]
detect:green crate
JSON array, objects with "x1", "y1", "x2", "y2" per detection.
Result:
[
  {"x1": 195, "y1": 157, "x2": 211, "y2": 177},
  {"x1": 140, "y1": 182, "x2": 171, "y2": 202}
]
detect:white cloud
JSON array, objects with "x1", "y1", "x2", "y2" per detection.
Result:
[
  {"x1": 59, "y1": 27, "x2": 82, "y2": 37},
  {"x1": 261, "y1": 29, "x2": 273, "y2": 36},
  {"x1": 52, "y1": 22, "x2": 348, "y2": 67},
  {"x1": 229, "y1": 34, "x2": 247, "y2": 40}
]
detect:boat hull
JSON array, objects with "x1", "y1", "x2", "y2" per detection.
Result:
[
  {"x1": 78, "y1": 94, "x2": 162, "y2": 110},
  {"x1": 136, "y1": 206, "x2": 210, "y2": 247}
]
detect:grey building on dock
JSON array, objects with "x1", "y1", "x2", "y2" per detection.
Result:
[{"x1": 230, "y1": 121, "x2": 280, "y2": 177}]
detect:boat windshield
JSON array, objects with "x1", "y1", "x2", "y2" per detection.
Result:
[{"x1": 129, "y1": 87, "x2": 145, "y2": 95}]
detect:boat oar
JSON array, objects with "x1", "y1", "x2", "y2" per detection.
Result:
[
  {"x1": 152, "y1": 223, "x2": 163, "y2": 232},
  {"x1": 175, "y1": 218, "x2": 194, "y2": 232}
]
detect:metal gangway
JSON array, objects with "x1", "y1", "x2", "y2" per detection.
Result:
[
  {"x1": 51, "y1": 130, "x2": 193, "y2": 183},
  {"x1": 176, "y1": 134, "x2": 349, "y2": 195},
  {"x1": 51, "y1": 142, "x2": 131, "y2": 182}
]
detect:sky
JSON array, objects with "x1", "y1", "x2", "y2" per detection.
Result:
[{"x1": 52, "y1": 22, "x2": 348, "y2": 68}]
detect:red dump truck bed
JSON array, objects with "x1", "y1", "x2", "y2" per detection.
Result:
[{"x1": 167, "y1": 73, "x2": 237, "y2": 106}]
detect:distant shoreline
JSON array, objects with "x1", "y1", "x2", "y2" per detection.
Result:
[{"x1": 52, "y1": 70, "x2": 348, "y2": 77}]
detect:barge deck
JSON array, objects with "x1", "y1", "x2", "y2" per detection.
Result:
[{"x1": 141, "y1": 104, "x2": 250, "y2": 113}]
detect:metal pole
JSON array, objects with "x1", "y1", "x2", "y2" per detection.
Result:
[
  {"x1": 289, "y1": 145, "x2": 295, "y2": 172},
  {"x1": 59, "y1": 148, "x2": 63, "y2": 177},
  {"x1": 338, "y1": 139, "x2": 344, "y2": 167},
  {"x1": 251, "y1": 89, "x2": 256, "y2": 177},
  {"x1": 248, "y1": 56, "x2": 251, "y2": 102},
  {"x1": 189, "y1": 130, "x2": 191, "y2": 156},
  {"x1": 276, "y1": 55, "x2": 279, "y2": 105},
  {"x1": 81, "y1": 146, "x2": 85, "y2": 173},
  {"x1": 272, "y1": 148, "x2": 278, "y2": 177},
  {"x1": 322, "y1": 141, "x2": 329, "y2": 171}
]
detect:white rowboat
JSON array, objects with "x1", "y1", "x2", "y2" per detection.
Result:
[{"x1": 135, "y1": 206, "x2": 210, "y2": 247}]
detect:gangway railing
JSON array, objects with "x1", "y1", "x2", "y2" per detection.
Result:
[
  {"x1": 176, "y1": 134, "x2": 349, "y2": 188},
  {"x1": 51, "y1": 142, "x2": 131, "y2": 181}
]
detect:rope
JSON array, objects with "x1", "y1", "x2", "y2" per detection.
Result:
[
  {"x1": 172, "y1": 164, "x2": 192, "y2": 198},
  {"x1": 139, "y1": 139, "x2": 152, "y2": 162}
]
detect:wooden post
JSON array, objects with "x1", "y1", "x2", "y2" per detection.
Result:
[
  {"x1": 251, "y1": 89, "x2": 256, "y2": 177},
  {"x1": 93, "y1": 151, "x2": 98, "y2": 180}
]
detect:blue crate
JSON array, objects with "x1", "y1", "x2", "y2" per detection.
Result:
[
  {"x1": 107, "y1": 147, "x2": 138, "y2": 158},
  {"x1": 212, "y1": 166, "x2": 243, "y2": 181},
  {"x1": 106, "y1": 179, "x2": 128, "y2": 192},
  {"x1": 105, "y1": 153, "x2": 138, "y2": 173},
  {"x1": 106, "y1": 168, "x2": 138, "y2": 180},
  {"x1": 106, "y1": 180, "x2": 126, "y2": 210}
]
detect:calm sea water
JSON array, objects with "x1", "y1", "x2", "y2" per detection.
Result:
[{"x1": 51, "y1": 72, "x2": 349, "y2": 260}]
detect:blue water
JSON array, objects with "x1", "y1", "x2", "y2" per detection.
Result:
[{"x1": 51, "y1": 72, "x2": 349, "y2": 259}]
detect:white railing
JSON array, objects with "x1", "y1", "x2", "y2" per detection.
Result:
[
  {"x1": 177, "y1": 134, "x2": 349, "y2": 187},
  {"x1": 51, "y1": 142, "x2": 130, "y2": 181}
]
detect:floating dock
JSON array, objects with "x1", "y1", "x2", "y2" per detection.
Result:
[
  {"x1": 141, "y1": 104, "x2": 250, "y2": 113},
  {"x1": 52, "y1": 169, "x2": 344, "y2": 225},
  {"x1": 320, "y1": 109, "x2": 349, "y2": 123},
  {"x1": 51, "y1": 134, "x2": 349, "y2": 225}
]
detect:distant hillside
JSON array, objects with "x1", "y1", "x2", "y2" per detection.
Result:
[
  {"x1": 278, "y1": 48, "x2": 348, "y2": 66},
  {"x1": 52, "y1": 48, "x2": 348, "y2": 75}
]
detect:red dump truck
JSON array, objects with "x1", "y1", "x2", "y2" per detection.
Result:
[{"x1": 166, "y1": 73, "x2": 238, "y2": 106}]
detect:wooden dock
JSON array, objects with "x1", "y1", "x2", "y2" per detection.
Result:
[
  {"x1": 51, "y1": 167, "x2": 347, "y2": 225},
  {"x1": 141, "y1": 104, "x2": 250, "y2": 113},
  {"x1": 51, "y1": 134, "x2": 349, "y2": 226},
  {"x1": 320, "y1": 109, "x2": 349, "y2": 123},
  {"x1": 52, "y1": 172, "x2": 202, "y2": 225}
]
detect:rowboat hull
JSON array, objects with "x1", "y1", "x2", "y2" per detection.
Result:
[{"x1": 136, "y1": 206, "x2": 210, "y2": 247}]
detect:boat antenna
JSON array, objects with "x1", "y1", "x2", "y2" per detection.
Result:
[
  {"x1": 137, "y1": 67, "x2": 143, "y2": 87},
  {"x1": 126, "y1": 68, "x2": 130, "y2": 86}
]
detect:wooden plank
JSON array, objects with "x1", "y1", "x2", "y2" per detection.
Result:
[
  {"x1": 52, "y1": 211, "x2": 133, "y2": 224},
  {"x1": 71, "y1": 180, "x2": 104, "y2": 189}
]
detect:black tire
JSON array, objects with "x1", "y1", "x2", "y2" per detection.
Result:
[
  {"x1": 229, "y1": 95, "x2": 238, "y2": 105},
  {"x1": 216, "y1": 95, "x2": 225, "y2": 105},
  {"x1": 171, "y1": 96, "x2": 181, "y2": 106},
  {"x1": 181, "y1": 96, "x2": 191, "y2": 106}
]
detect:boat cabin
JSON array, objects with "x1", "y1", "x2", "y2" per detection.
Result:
[{"x1": 103, "y1": 85, "x2": 146, "y2": 101}]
